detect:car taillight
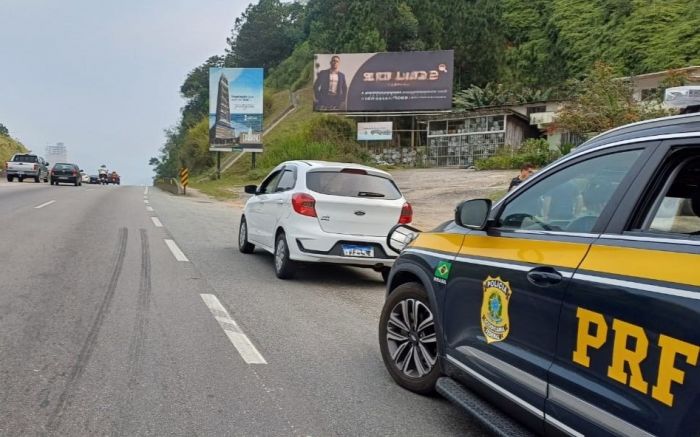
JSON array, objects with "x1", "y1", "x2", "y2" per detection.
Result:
[
  {"x1": 292, "y1": 193, "x2": 317, "y2": 217},
  {"x1": 72, "y1": 170, "x2": 77, "y2": 176},
  {"x1": 398, "y1": 202, "x2": 413, "y2": 224},
  {"x1": 33, "y1": 164, "x2": 38, "y2": 170},
  {"x1": 51, "y1": 170, "x2": 56, "y2": 175}
]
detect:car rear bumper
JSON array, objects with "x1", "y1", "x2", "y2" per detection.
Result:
[
  {"x1": 286, "y1": 221, "x2": 398, "y2": 267},
  {"x1": 7, "y1": 170, "x2": 39, "y2": 176}
]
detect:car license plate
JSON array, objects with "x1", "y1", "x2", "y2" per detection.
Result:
[
  {"x1": 342, "y1": 245, "x2": 374, "y2": 258},
  {"x1": 59, "y1": 177, "x2": 68, "y2": 180}
]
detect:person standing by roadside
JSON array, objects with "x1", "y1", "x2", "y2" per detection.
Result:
[{"x1": 508, "y1": 162, "x2": 535, "y2": 192}]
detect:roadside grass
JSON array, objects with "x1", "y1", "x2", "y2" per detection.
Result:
[
  {"x1": 0, "y1": 136, "x2": 28, "y2": 164},
  {"x1": 263, "y1": 89, "x2": 293, "y2": 130}
]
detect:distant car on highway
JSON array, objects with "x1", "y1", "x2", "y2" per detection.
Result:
[
  {"x1": 238, "y1": 161, "x2": 411, "y2": 280},
  {"x1": 50, "y1": 163, "x2": 82, "y2": 186},
  {"x1": 4, "y1": 153, "x2": 49, "y2": 183},
  {"x1": 109, "y1": 171, "x2": 120, "y2": 185},
  {"x1": 81, "y1": 171, "x2": 90, "y2": 184},
  {"x1": 89, "y1": 175, "x2": 100, "y2": 184}
]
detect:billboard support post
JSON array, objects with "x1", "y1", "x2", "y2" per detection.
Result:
[
  {"x1": 216, "y1": 152, "x2": 221, "y2": 180},
  {"x1": 251, "y1": 152, "x2": 256, "y2": 169}
]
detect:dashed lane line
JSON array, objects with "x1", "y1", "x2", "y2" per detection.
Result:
[
  {"x1": 146, "y1": 206, "x2": 154, "y2": 212},
  {"x1": 144, "y1": 187, "x2": 148, "y2": 195},
  {"x1": 151, "y1": 217, "x2": 163, "y2": 228},
  {"x1": 34, "y1": 200, "x2": 56, "y2": 209},
  {"x1": 164, "y1": 239, "x2": 189, "y2": 262},
  {"x1": 144, "y1": 200, "x2": 149, "y2": 204},
  {"x1": 200, "y1": 294, "x2": 267, "y2": 364}
]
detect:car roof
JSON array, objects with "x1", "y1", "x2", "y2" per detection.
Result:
[
  {"x1": 283, "y1": 160, "x2": 392, "y2": 177},
  {"x1": 574, "y1": 113, "x2": 700, "y2": 155}
]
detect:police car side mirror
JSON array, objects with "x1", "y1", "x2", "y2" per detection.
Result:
[
  {"x1": 244, "y1": 184, "x2": 257, "y2": 195},
  {"x1": 456, "y1": 199, "x2": 492, "y2": 230}
]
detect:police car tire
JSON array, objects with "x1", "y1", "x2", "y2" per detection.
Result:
[{"x1": 379, "y1": 282, "x2": 440, "y2": 395}]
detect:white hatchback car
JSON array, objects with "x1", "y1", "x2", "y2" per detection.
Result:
[{"x1": 238, "y1": 161, "x2": 412, "y2": 280}]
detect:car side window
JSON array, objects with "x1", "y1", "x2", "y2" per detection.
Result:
[
  {"x1": 640, "y1": 154, "x2": 700, "y2": 237},
  {"x1": 258, "y1": 170, "x2": 282, "y2": 194},
  {"x1": 498, "y1": 149, "x2": 643, "y2": 233},
  {"x1": 275, "y1": 168, "x2": 297, "y2": 192}
]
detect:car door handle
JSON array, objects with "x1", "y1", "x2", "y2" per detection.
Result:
[
  {"x1": 527, "y1": 267, "x2": 563, "y2": 287},
  {"x1": 275, "y1": 200, "x2": 284, "y2": 205}
]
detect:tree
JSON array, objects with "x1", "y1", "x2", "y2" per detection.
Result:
[
  {"x1": 225, "y1": 0, "x2": 306, "y2": 70},
  {"x1": 0, "y1": 123, "x2": 8, "y2": 137},
  {"x1": 555, "y1": 62, "x2": 673, "y2": 135}
]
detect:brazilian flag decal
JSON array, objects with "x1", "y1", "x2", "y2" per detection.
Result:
[{"x1": 434, "y1": 261, "x2": 452, "y2": 280}]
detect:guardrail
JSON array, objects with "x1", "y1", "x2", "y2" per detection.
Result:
[{"x1": 154, "y1": 177, "x2": 183, "y2": 195}]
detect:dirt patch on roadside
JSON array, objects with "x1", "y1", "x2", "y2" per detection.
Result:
[{"x1": 392, "y1": 169, "x2": 514, "y2": 230}]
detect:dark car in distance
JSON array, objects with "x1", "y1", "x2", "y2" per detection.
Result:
[
  {"x1": 50, "y1": 163, "x2": 82, "y2": 186},
  {"x1": 89, "y1": 175, "x2": 100, "y2": 184}
]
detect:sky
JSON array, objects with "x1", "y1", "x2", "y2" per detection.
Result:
[{"x1": 0, "y1": 0, "x2": 253, "y2": 185}]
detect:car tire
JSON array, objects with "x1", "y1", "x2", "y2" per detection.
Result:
[
  {"x1": 381, "y1": 268, "x2": 391, "y2": 284},
  {"x1": 34, "y1": 176, "x2": 40, "y2": 183},
  {"x1": 379, "y1": 282, "x2": 440, "y2": 395},
  {"x1": 274, "y1": 232, "x2": 296, "y2": 279},
  {"x1": 7, "y1": 176, "x2": 13, "y2": 182},
  {"x1": 238, "y1": 217, "x2": 255, "y2": 254},
  {"x1": 18, "y1": 177, "x2": 23, "y2": 183}
]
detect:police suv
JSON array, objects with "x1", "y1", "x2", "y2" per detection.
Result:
[{"x1": 380, "y1": 113, "x2": 700, "y2": 436}]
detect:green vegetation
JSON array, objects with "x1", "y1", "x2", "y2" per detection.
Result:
[
  {"x1": 151, "y1": 0, "x2": 700, "y2": 193},
  {"x1": 475, "y1": 139, "x2": 564, "y2": 170},
  {"x1": 0, "y1": 128, "x2": 28, "y2": 165}
]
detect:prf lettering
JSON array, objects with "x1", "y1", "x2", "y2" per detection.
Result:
[{"x1": 572, "y1": 307, "x2": 699, "y2": 407}]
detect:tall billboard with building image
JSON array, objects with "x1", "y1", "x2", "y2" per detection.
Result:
[{"x1": 209, "y1": 68, "x2": 263, "y2": 152}]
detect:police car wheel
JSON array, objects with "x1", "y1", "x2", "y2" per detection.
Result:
[{"x1": 379, "y1": 282, "x2": 439, "y2": 394}]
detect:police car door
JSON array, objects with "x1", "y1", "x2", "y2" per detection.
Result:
[
  {"x1": 549, "y1": 140, "x2": 700, "y2": 437},
  {"x1": 442, "y1": 147, "x2": 648, "y2": 433}
]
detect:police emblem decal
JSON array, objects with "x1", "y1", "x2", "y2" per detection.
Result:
[{"x1": 481, "y1": 276, "x2": 512, "y2": 344}]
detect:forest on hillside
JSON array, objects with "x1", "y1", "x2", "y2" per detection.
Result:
[{"x1": 151, "y1": 0, "x2": 700, "y2": 178}]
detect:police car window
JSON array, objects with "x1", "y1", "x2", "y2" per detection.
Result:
[
  {"x1": 275, "y1": 169, "x2": 297, "y2": 192},
  {"x1": 499, "y1": 150, "x2": 642, "y2": 233},
  {"x1": 643, "y1": 156, "x2": 700, "y2": 236}
]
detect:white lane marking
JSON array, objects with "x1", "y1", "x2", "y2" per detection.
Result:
[
  {"x1": 151, "y1": 217, "x2": 163, "y2": 227},
  {"x1": 144, "y1": 200, "x2": 149, "y2": 204},
  {"x1": 146, "y1": 206, "x2": 154, "y2": 212},
  {"x1": 164, "y1": 239, "x2": 189, "y2": 262},
  {"x1": 34, "y1": 200, "x2": 56, "y2": 209},
  {"x1": 144, "y1": 187, "x2": 148, "y2": 195},
  {"x1": 200, "y1": 294, "x2": 267, "y2": 364},
  {"x1": 86, "y1": 188, "x2": 95, "y2": 192}
]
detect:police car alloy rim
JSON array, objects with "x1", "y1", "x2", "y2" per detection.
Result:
[{"x1": 386, "y1": 298, "x2": 437, "y2": 378}]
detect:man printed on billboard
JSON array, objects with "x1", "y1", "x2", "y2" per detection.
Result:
[{"x1": 314, "y1": 55, "x2": 347, "y2": 111}]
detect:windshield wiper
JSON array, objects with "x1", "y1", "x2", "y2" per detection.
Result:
[{"x1": 357, "y1": 191, "x2": 385, "y2": 197}]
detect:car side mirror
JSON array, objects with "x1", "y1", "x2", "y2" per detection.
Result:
[
  {"x1": 387, "y1": 224, "x2": 422, "y2": 253},
  {"x1": 45, "y1": 162, "x2": 49, "y2": 167},
  {"x1": 455, "y1": 199, "x2": 492, "y2": 230},
  {"x1": 244, "y1": 184, "x2": 257, "y2": 195}
]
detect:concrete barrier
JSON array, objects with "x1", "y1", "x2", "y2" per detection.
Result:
[{"x1": 154, "y1": 177, "x2": 183, "y2": 195}]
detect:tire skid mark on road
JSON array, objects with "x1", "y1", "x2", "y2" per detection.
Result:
[
  {"x1": 46, "y1": 228, "x2": 128, "y2": 432},
  {"x1": 115, "y1": 229, "x2": 152, "y2": 435}
]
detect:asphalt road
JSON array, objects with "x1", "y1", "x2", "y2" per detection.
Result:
[{"x1": 0, "y1": 180, "x2": 485, "y2": 436}]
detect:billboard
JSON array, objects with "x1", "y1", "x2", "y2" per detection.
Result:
[
  {"x1": 209, "y1": 68, "x2": 263, "y2": 152},
  {"x1": 357, "y1": 122, "x2": 393, "y2": 141},
  {"x1": 313, "y1": 50, "x2": 453, "y2": 112}
]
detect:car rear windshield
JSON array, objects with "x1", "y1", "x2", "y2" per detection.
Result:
[
  {"x1": 54, "y1": 164, "x2": 74, "y2": 170},
  {"x1": 306, "y1": 170, "x2": 401, "y2": 200},
  {"x1": 12, "y1": 155, "x2": 38, "y2": 163}
]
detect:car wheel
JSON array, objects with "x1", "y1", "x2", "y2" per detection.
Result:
[
  {"x1": 18, "y1": 177, "x2": 23, "y2": 182},
  {"x1": 274, "y1": 232, "x2": 295, "y2": 279},
  {"x1": 379, "y1": 282, "x2": 440, "y2": 394},
  {"x1": 238, "y1": 217, "x2": 255, "y2": 254},
  {"x1": 34, "y1": 176, "x2": 40, "y2": 183},
  {"x1": 7, "y1": 176, "x2": 13, "y2": 182}
]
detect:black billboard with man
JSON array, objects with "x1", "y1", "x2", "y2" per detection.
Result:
[{"x1": 313, "y1": 55, "x2": 348, "y2": 111}]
